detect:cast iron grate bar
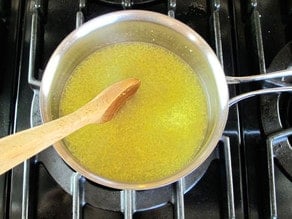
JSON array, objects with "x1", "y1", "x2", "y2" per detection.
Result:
[
  {"x1": 266, "y1": 128, "x2": 292, "y2": 219},
  {"x1": 21, "y1": 161, "x2": 30, "y2": 219},
  {"x1": 22, "y1": 0, "x2": 44, "y2": 218},
  {"x1": 249, "y1": 2, "x2": 266, "y2": 74},
  {"x1": 121, "y1": 190, "x2": 136, "y2": 219},
  {"x1": 249, "y1": 1, "x2": 278, "y2": 218},
  {"x1": 28, "y1": 0, "x2": 42, "y2": 88},
  {"x1": 221, "y1": 136, "x2": 236, "y2": 219},
  {"x1": 72, "y1": 173, "x2": 84, "y2": 219},
  {"x1": 76, "y1": 0, "x2": 85, "y2": 29},
  {"x1": 174, "y1": 178, "x2": 185, "y2": 219},
  {"x1": 168, "y1": 0, "x2": 176, "y2": 18},
  {"x1": 211, "y1": 0, "x2": 223, "y2": 65},
  {"x1": 211, "y1": 1, "x2": 235, "y2": 217}
]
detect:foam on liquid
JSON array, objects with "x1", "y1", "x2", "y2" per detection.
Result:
[{"x1": 59, "y1": 42, "x2": 208, "y2": 183}]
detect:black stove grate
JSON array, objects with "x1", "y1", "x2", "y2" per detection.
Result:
[{"x1": 0, "y1": 0, "x2": 291, "y2": 218}]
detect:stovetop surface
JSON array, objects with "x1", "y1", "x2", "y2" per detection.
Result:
[{"x1": 0, "y1": 0, "x2": 291, "y2": 218}]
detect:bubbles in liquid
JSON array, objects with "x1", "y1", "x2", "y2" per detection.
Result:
[{"x1": 59, "y1": 42, "x2": 208, "y2": 183}]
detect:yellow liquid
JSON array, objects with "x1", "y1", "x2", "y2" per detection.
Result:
[{"x1": 59, "y1": 42, "x2": 208, "y2": 183}]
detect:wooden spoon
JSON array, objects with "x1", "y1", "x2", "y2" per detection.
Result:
[{"x1": 0, "y1": 78, "x2": 141, "y2": 175}]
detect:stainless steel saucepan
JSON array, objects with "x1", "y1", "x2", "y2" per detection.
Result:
[{"x1": 40, "y1": 10, "x2": 292, "y2": 190}]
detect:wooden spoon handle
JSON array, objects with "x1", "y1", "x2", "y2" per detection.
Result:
[
  {"x1": 0, "y1": 111, "x2": 88, "y2": 175},
  {"x1": 0, "y1": 78, "x2": 140, "y2": 175}
]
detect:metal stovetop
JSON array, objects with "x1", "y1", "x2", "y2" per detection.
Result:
[{"x1": 0, "y1": 0, "x2": 291, "y2": 218}]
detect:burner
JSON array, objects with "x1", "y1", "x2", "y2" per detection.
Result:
[
  {"x1": 261, "y1": 42, "x2": 292, "y2": 180},
  {"x1": 277, "y1": 67, "x2": 292, "y2": 132},
  {"x1": 279, "y1": 92, "x2": 292, "y2": 129},
  {"x1": 279, "y1": 90, "x2": 292, "y2": 145},
  {"x1": 31, "y1": 91, "x2": 213, "y2": 212}
]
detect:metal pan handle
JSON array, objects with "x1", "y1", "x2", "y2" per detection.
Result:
[
  {"x1": 226, "y1": 69, "x2": 292, "y2": 84},
  {"x1": 227, "y1": 69, "x2": 292, "y2": 107}
]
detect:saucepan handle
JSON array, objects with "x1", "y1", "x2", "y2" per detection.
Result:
[
  {"x1": 226, "y1": 69, "x2": 292, "y2": 84},
  {"x1": 226, "y1": 69, "x2": 292, "y2": 107}
]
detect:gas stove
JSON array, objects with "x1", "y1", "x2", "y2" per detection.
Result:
[{"x1": 0, "y1": 0, "x2": 291, "y2": 218}]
